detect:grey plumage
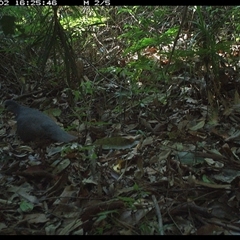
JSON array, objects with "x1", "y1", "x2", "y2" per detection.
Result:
[{"x1": 4, "y1": 100, "x2": 77, "y2": 143}]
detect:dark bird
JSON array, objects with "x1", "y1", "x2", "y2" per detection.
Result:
[{"x1": 4, "y1": 100, "x2": 77, "y2": 143}]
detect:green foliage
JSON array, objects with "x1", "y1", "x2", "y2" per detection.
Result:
[
  {"x1": 117, "y1": 196, "x2": 136, "y2": 208},
  {"x1": 96, "y1": 209, "x2": 119, "y2": 222},
  {"x1": 1, "y1": 6, "x2": 240, "y2": 104},
  {"x1": 139, "y1": 222, "x2": 154, "y2": 235},
  {"x1": 133, "y1": 183, "x2": 150, "y2": 199},
  {"x1": 19, "y1": 200, "x2": 34, "y2": 212},
  {"x1": 0, "y1": 15, "x2": 16, "y2": 35},
  {"x1": 94, "y1": 209, "x2": 119, "y2": 234},
  {"x1": 190, "y1": 6, "x2": 234, "y2": 74},
  {"x1": 81, "y1": 80, "x2": 94, "y2": 95},
  {"x1": 2, "y1": 6, "x2": 240, "y2": 235}
]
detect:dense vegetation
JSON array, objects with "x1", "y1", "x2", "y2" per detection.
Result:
[{"x1": 1, "y1": 6, "x2": 240, "y2": 235}]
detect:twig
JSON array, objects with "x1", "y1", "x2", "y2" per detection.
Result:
[{"x1": 152, "y1": 194, "x2": 164, "y2": 235}]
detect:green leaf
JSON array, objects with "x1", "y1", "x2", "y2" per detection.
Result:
[
  {"x1": 94, "y1": 136, "x2": 140, "y2": 150},
  {"x1": 20, "y1": 200, "x2": 34, "y2": 212},
  {"x1": 189, "y1": 120, "x2": 205, "y2": 131}
]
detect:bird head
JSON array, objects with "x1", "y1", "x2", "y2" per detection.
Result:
[{"x1": 4, "y1": 100, "x2": 21, "y2": 115}]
